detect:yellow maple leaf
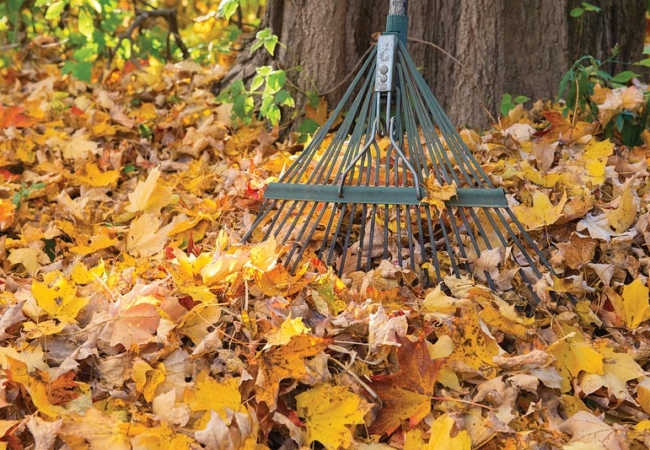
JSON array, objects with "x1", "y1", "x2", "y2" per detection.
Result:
[
  {"x1": 137, "y1": 102, "x2": 158, "y2": 121},
  {"x1": 22, "y1": 320, "x2": 67, "y2": 339},
  {"x1": 31, "y1": 274, "x2": 88, "y2": 324},
  {"x1": 61, "y1": 132, "x2": 100, "y2": 160},
  {"x1": 428, "y1": 414, "x2": 472, "y2": 450},
  {"x1": 580, "y1": 341, "x2": 644, "y2": 402},
  {"x1": 58, "y1": 407, "x2": 131, "y2": 449},
  {"x1": 421, "y1": 175, "x2": 457, "y2": 210},
  {"x1": 132, "y1": 359, "x2": 166, "y2": 402},
  {"x1": 263, "y1": 315, "x2": 310, "y2": 349},
  {"x1": 0, "y1": 342, "x2": 50, "y2": 374},
  {"x1": 547, "y1": 332, "x2": 604, "y2": 393},
  {"x1": 610, "y1": 278, "x2": 650, "y2": 329},
  {"x1": 201, "y1": 248, "x2": 250, "y2": 286},
  {"x1": 581, "y1": 139, "x2": 614, "y2": 186},
  {"x1": 91, "y1": 112, "x2": 118, "y2": 137},
  {"x1": 125, "y1": 167, "x2": 175, "y2": 215},
  {"x1": 8, "y1": 247, "x2": 49, "y2": 275},
  {"x1": 444, "y1": 308, "x2": 500, "y2": 378},
  {"x1": 179, "y1": 304, "x2": 222, "y2": 344},
  {"x1": 404, "y1": 428, "x2": 427, "y2": 450},
  {"x1": 183, "y1": 372, "x2": 242, "y2": 419},
  {"x1": 513, "y1": 191, "x2": 567, "y2": 230},
  {"x1": 248, "y1": 236, "x2": 279, "y2": 272},
  {"x1": 4, "y1": 356, "x2": 63, "y2": 418},
  {"x1": 70, "y1": 260, "x2": 106, "y2": 285},
  {"x1": 70, "y1": 162, "x2": 120, "y2": 187},
  {"x1": 296, "y1": 383, "x2": 370, "y2": 450},
  {"x1": 255, "y1": 334, "x2": 330, "y2": 409},
  {"x1": 422, "y1": 284, "x2": 469, "y2": 314},
  {"x1": 637, "y1": 378, "x2": 650, "y2": 414},
  {"x1": 515, "y1": 161, "x2": 565, "y2": 189},
  {"x1": 603, "y1": 188, "x2": 636, "y2": 234},
  {"x1": 69, "y1": 232, "x2": 118, "y2": 255},
  {"x1": 165, "y1": 249, "x2": 217, "y2": 303},
  {"x1": 125, "y1": 420, "x2": 194, "y2": 450},
  {"x1": 126, "y1": 213, "x2": 169, "y2": 257}
]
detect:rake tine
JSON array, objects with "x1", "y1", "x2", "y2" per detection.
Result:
[
  {"x1": 288, "y1": 201, "x2": 328, "y2": 273},
  {"x1": 325, "y1": 203, "x2": 348, "y2": 266},
  {"x1": 335, "y1": 202, "x2": 359, "y2": 273}
]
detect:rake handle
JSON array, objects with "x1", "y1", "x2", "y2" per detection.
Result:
[
  {"x1": 386, "y1": 0, "x2": 408, "y2": 44},
  {"x1": 389, "y1": 0, "x2": 408, "y2": 16}
]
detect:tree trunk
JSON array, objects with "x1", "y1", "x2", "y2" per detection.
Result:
[{"x1": 222, "y1": 0, "x2": 646, "y2": 128}]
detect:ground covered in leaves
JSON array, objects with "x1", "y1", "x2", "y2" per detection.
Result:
[{"x1": 1, "y1": 58, "x2": 650, "y2": 450}]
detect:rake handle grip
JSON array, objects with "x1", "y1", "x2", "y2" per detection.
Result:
[
  {"x1": 387, "y1": 0, "x2": 408, "y2": 44},
  {"x1": 389, "y1": 0, "x2": 408, "y2": 16}
]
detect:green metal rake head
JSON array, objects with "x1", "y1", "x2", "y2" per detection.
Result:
[{"x1": 243, "y1": 0, "x2": 560, "y2": 304}]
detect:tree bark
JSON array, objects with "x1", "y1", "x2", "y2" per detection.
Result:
[{"x1": 222, "y1": 0, "x2": 646, "y2": 128}]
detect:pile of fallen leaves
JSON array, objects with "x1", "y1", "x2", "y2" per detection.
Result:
[{"x1": 1, "y1": 56, "x2": 650, "y2": 450}]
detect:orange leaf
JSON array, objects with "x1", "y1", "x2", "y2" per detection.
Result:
[
  {"x1": 0, "y1": 105, "x2": 37, "y2": 128},
  {"x1": 369, "y1": 336, "x2": 444, "y2": 435},
  {"x1": 48, "y1": 371, "x2": 80, "y2": 405},
  {"x1": 542, "y1": 111, "x2": 598, "y2": 145}
]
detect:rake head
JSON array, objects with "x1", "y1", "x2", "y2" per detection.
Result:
[{"x1": 243, "y1": 4, "x2": 557, "y2": 303}]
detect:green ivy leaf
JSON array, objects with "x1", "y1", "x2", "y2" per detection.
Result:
[
  {"x1": 260, "y1": 98, "x2": 281, "y2": 125},
  {"x1": 256, "y1": 65, "x2": 273, "y2": 77},
  {"x1": 307, "y1": 90, "x2": 320, "y2": 108},
  {"x1": 73, "y1": 46, "x2": 95, "y2": 62},
  {"x1": 87, "y1": 0, "x2": 102, "y2": 13},
  {"x1": 250, "y1": 74, "x2": 264, "y2": 93},
  {"x1": 264, "y1": 70, "x2": 286, "y2": 95},
  {"x1": 45, "y1": 0, "x2": 66, "y2": 20},
  {"x1": 72, "y1": 61, "x2": 93, "y2": 81},
  {"x1": 275, "y1": 90, "x2": 294, "y2": 107},
  {"x1": 217, "y1": 0, "x2": 239, "y2": 21},
  {"x1": 233, "y1": 94, "x2": 254, "y2": 125},
  {"x1": 251, "y1": 28, "x2": 279, "y2": 56},
  {"x1": 297, "y1": 118, "x2": 320, "y2": 134},
  {"x1": 78, "y1": 8, "x2": 95, "y2": 36}
]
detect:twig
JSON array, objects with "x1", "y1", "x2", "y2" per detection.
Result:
[
  {"x1": 320, "y1": 45, "x2": 374, "y2": 96},
  {"x1": 407, "y1": 37, "x2": 465, "y2": 70},
  {"x1": 407, "y1": 36, "x2": 497, "y2": 124},
  {"x1": 110, "y1": 6, "x2": 189, "y2": 64},
  {"x1": 0, "y1": 43, "x2": 21, "y2": 51},
  {"x1": 328, "y1": 353, "x2": 380, "y2": 402}
]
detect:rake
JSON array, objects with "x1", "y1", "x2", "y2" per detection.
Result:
[{"x1": 243, "y1": 0, "x2": 557, "y2": 303}]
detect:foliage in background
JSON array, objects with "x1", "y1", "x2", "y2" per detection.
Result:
[
  {"x1": 499, "y1": 93, "x2": 530, "y2": 117},
  {"x1": 0, "y1": 0, "x2": 297, "y2": 126},
  {"x1": 0, "y1": 0, "x2": 265, "y2": 77},
  {"x1": 570, "y1": 1, "x2": 602, "y2": 19},
  {"x1": 216, "y1": 27, "x2": 294, "y2": 126},
  {"x1": 557, "y1": 47, "x2": 649, "y2": 147}
]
